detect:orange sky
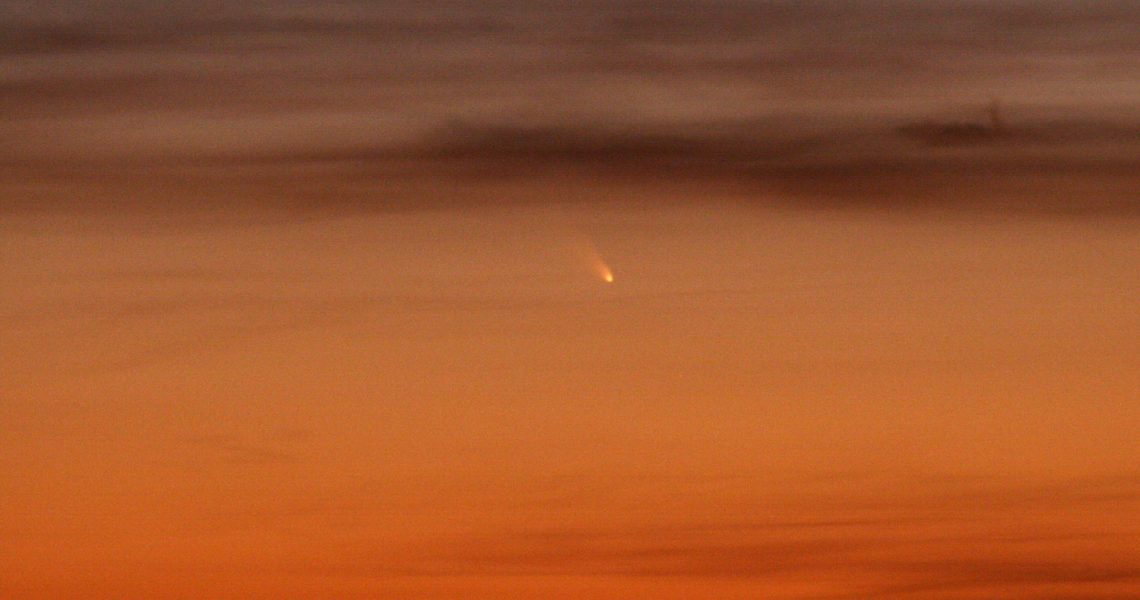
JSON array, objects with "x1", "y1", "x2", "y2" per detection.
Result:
[
  {"x1": 2, "y1": 1, "x2": 1139, "y2": 597},
  {"x1": 3, "y1": 176, "x2": 1138, "y2": 599}
]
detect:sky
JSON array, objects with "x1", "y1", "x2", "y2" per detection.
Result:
[{"x1": 2, "y1": 1, "x2": 1138, "y2": 599}]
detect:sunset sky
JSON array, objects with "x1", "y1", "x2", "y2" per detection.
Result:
[{"x1": 2, "y1": 2, "x2": 1138, "y2": 598}]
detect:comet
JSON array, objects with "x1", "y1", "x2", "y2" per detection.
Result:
[
  {"x1": 587, "y1": 245, "x2": 615, "y2": 283},
  {"x1": 570, "y1": 233, "x2": 615, "y2": 284}
]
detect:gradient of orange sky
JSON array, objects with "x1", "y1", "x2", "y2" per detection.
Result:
[
  {"x1": 3, "y1": 0, "x2": 1139, "y2": 597},
  {"x1": 3, "y1": 176, "x2": 1138, "y2": 599}
]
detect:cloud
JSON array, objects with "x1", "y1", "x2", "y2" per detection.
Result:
[
  {"x1": 843, "y1": 560, "x2": 1140, "y2": 599},
  {"x1": 278, "y1": 473, "x2": 1139, "y2": 598},
  {"x1": 4, "y1": 1, "x2": 1137, "y2": 121},
  {"x1": 0, "y1": 1, "x2": 1136, "y2": 216}
]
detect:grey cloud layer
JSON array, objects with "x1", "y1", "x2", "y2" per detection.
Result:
[
  {"x1": 1, "y1": 0, "x2": 1137, "y2": 213},
  {"x1": 4, "y1": 2, "x2": 1136, "y2": 121}
]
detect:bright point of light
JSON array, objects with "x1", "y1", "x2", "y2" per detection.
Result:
[{"x1": 578, "y1": 236, "x2": 614, "y2": 284}]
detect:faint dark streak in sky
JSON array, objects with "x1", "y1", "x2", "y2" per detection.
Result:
[
  {"x1": 262, "y1": 472, "x2": 1139, "y2": 588},
  {"x1": 180, "y1": 433, "x2": 302, "y2": 467}
]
